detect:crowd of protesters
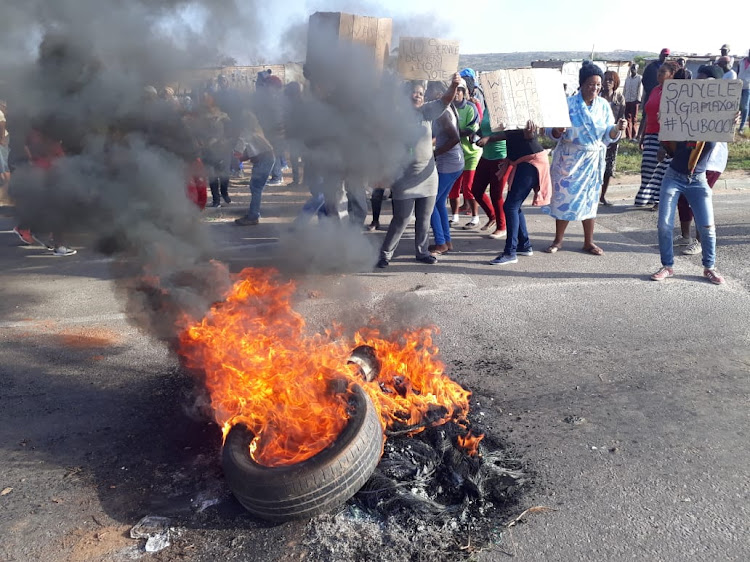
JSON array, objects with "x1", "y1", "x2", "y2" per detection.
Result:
[{"x1": 2, "y1": 44, "x2": 744, "y2": 285}]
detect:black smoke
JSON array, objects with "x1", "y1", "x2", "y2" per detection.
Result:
[{"x1": 0, "y1": 0, "x2": 455, "y2": 341}]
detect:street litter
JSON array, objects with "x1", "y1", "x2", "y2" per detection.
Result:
[{"x1": 130, "y1": 515, "x2": 171, "y2": 553}]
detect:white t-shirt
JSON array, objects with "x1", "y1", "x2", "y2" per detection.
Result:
[
  {"x1": 706, "y1": 142, "x2": 728, "y2": 173},
  {"x1": 722, "y1": 69, "x2": 738, "y2": 80}
]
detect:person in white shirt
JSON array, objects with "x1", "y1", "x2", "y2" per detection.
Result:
[
  {"x1": 717, "y1": 56, "x2": 737, "y2": 80},
  {"x1": 738, "y1": 49, "x2": 750, "y2": 133},
  {"x1": 622, "y1": 63, "x2": 643, "y2": 139}
]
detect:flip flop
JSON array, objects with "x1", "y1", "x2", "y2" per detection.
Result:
[
  {"x1": 545, "y1": 244, "x2": 561, "y2": 254},
  {"x1": 583, "y1": 245, "x2": 604, "y2": 256}
]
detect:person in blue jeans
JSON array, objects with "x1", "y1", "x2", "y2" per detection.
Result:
[
  {"x1": 425, "y1": 81, "x2": 464, "y2": 254},
  {"x1": 650, "y1": 141, "x2": 725, "y2": 285},
  {"x1": 487, "y1": 122, "x2": 551, "y2": 265},
  {"x1": 233, "y1": 111, "x2": 276, "y2": 226}
]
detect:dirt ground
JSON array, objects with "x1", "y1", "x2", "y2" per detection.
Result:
[{"x1": 1, "y1": 175, "x2": 749, "y2": 561}]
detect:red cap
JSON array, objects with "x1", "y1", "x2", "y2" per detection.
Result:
[{"x1": 660, "y1": 48, "x2": 670, "y2": 55}]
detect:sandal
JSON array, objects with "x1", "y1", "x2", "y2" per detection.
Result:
[
  {"x1": 480, "y1": 219, "x2": 496, "y2": 231},
  {"x1": 582, "y1": 244, "x2": 604, "y2": 256},
  {"x1": 428, "y1": 243, "x2": 450, "y2": 255},
  {"x1": 545, "y1": 244, "x2": 562, "y2": 254}
]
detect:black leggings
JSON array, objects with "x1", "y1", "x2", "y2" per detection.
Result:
[{"x1": 371, "y1": 188, "x2": 393, "y2": 223}]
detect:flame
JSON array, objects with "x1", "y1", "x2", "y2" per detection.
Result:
[
  {"x1": 178, "y1": 267, "x2": 475, "y2": 467},
  {"x1": 457, "y1": 431, "x2": 484, "y2": 457}
]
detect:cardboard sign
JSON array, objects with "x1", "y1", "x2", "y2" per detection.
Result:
[
  {"x1": 479, "y1": 69, "x2": 572, "y2": 131},
  {"x1": 307, "y1": 12, "x2": 392, "y2": 72},
  {"x1": 659, "y1": 79, "x2": 742, "y2": 142},
  {"x1": 397, "y1": 37, "x2": 460, "y2": 81}
]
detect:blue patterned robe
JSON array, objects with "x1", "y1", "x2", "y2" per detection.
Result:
[{"x1": 543, "y1": 93, "x2": 619, "y2": 221}]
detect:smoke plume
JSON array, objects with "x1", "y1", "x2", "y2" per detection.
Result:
[{"x1": 0, "y1": 0, "x2": 454, "y2": 342}]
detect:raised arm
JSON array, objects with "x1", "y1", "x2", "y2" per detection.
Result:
[
  {"x1": 441, "y1": 72, "x2": 462, "y2": 105},
  {"x1": 422, "y1": 73, "x2": 463, "y2": 121}
]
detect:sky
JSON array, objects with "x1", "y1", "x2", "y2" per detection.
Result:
[{"x1": 225, "y1": 0, "x2": 750, "y2": 62}]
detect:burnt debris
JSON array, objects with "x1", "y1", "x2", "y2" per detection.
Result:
[{"x1": 304, "y1": 420, "x2": 528, "y2": 562}]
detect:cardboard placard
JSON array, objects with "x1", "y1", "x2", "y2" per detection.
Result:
[
  {"x1": 307, "y1": 12, "x2": 392, "y2": 72},
  {"x1": 397, "y1": 37, "x2": 460, "y2": 81},
  {"x1": 659, "y1": 79, "x2": 743, "y2": 142},
  {"x1": 478, "y1": 69, "x2": 571, "y2": 131}
]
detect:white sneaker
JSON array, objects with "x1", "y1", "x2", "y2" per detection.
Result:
[
  {"x1": 683, "y1": 240, "x2": 702, "y2": 255},
  {"x1": 53, "y1": 246, "x2": 77, "y2": 256},
  {"x1": 673, "y1": 235, "x2": 693, "y2": 246}
]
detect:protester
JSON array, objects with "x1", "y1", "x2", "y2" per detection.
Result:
[
  {"x1": 739, "y1": 49, "x2": 750, "y2": 134},
  {"x1": 599, "y1": 71, "x2": 626, "y2": 206},
  {"x1": 425, "y1": 81, "x2": 463, "y2": 255},
  {"x1": 675, "y1": 58, "x2": 693, "y2": 80},
  {"x1": 650, "y1": 139, "x2": 725, "y2": 285},
  {"x1": 191, "y1": 91, "x2": 232, "y2": 207},
  {"x1": 642, "y1": 49, "x2": 669, "y2": 106},
  {"x1": 283, "y1": 81, "x2": 305, "y2": 186},
  {"x1": 233, "y1": 110, "x2": 275, "y2": 226},
  {"x1": 638, "y1": 48, "x2": 669, "y2": 139},
  {"x1": 718, "y1": 44, "x2": 734, "y2": 68},
  {"x1": 254, "y1": 75, "x2": 286, "y2": 186},
  {"x1": 12, "y1": 125, "x2": 76, "y2": 255},
  {"x1": 623, "y1": 63, "x2": 643, "y2": 140},
  {"x1": 717, "y1": 56, "x2": 737, "y2": 80},
  {"x1": 376, "y1": 73, "x2": 461, "y2": 268},
  {"x1": 543, "y1": 62, "x2": 626, "y2": 255},
  {"x1": 674, "y1": 65, "x2": 727, "y2": 257},
  {"x1": 471, "y1": 107, "x2": 510, "y2": 239},
  {"x1": 448, "y1": 79, "x2": 482, "y2": 228},
  {"x1": 634, "y1": 61, "x2": 679, "y2": 208},
  {"x1": 487, "y1": 121, "x2": 551, "y2": 265},
  {"x1": 459, "y1": 68, "x2": 484, "y2": 121}
]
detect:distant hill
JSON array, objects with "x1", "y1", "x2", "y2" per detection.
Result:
[{"x1": 458, "y1": 50, "x2": 656, "y2": 71}]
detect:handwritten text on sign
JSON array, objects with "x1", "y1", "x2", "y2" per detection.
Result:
[
  {"x1": 478, "y1": 69, "x2": 571, "y2": 131},
  {"x1": 659, "y1": 79, "x2": 742, "y2": 142},
  {"x1": 397, "y1": 37, "x2": 460, "y2": 81}
]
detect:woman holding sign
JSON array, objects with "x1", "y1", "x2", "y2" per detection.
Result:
[
  {"x1": 543, "y1": 62, "x2": 627, "y2": 255},
  {"x1": 376, "y1": 73, "x2": 462, "y2": 268}
]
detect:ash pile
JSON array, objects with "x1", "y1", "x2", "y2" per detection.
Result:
[{"x1": 303, "y1": 417, "x2": 528, "y2": 562}]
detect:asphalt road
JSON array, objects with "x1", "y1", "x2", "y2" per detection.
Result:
[{"x1": 0, "y1": 176, "x2": 748, "y2": 561}]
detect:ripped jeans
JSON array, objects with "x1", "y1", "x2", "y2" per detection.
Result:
[{"x1": 657, "y1": 167, "x2": 716, "y2": 269}]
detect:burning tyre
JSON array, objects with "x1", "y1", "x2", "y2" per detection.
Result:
[{"x1": 221, "y1": 384, "x2": 382, "y2": 521}]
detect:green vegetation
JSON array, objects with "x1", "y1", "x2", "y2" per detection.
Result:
[
  {"x1": 729, "y1": 133, "x2": 750, "y2": 170},
  {"x1": 615, "y1": 140, "x2": 642, "y2": 174}
]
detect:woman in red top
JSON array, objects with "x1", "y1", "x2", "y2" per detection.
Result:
[{"x1": 634, "y1": 61, "x2": 678, "y2": 208}]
